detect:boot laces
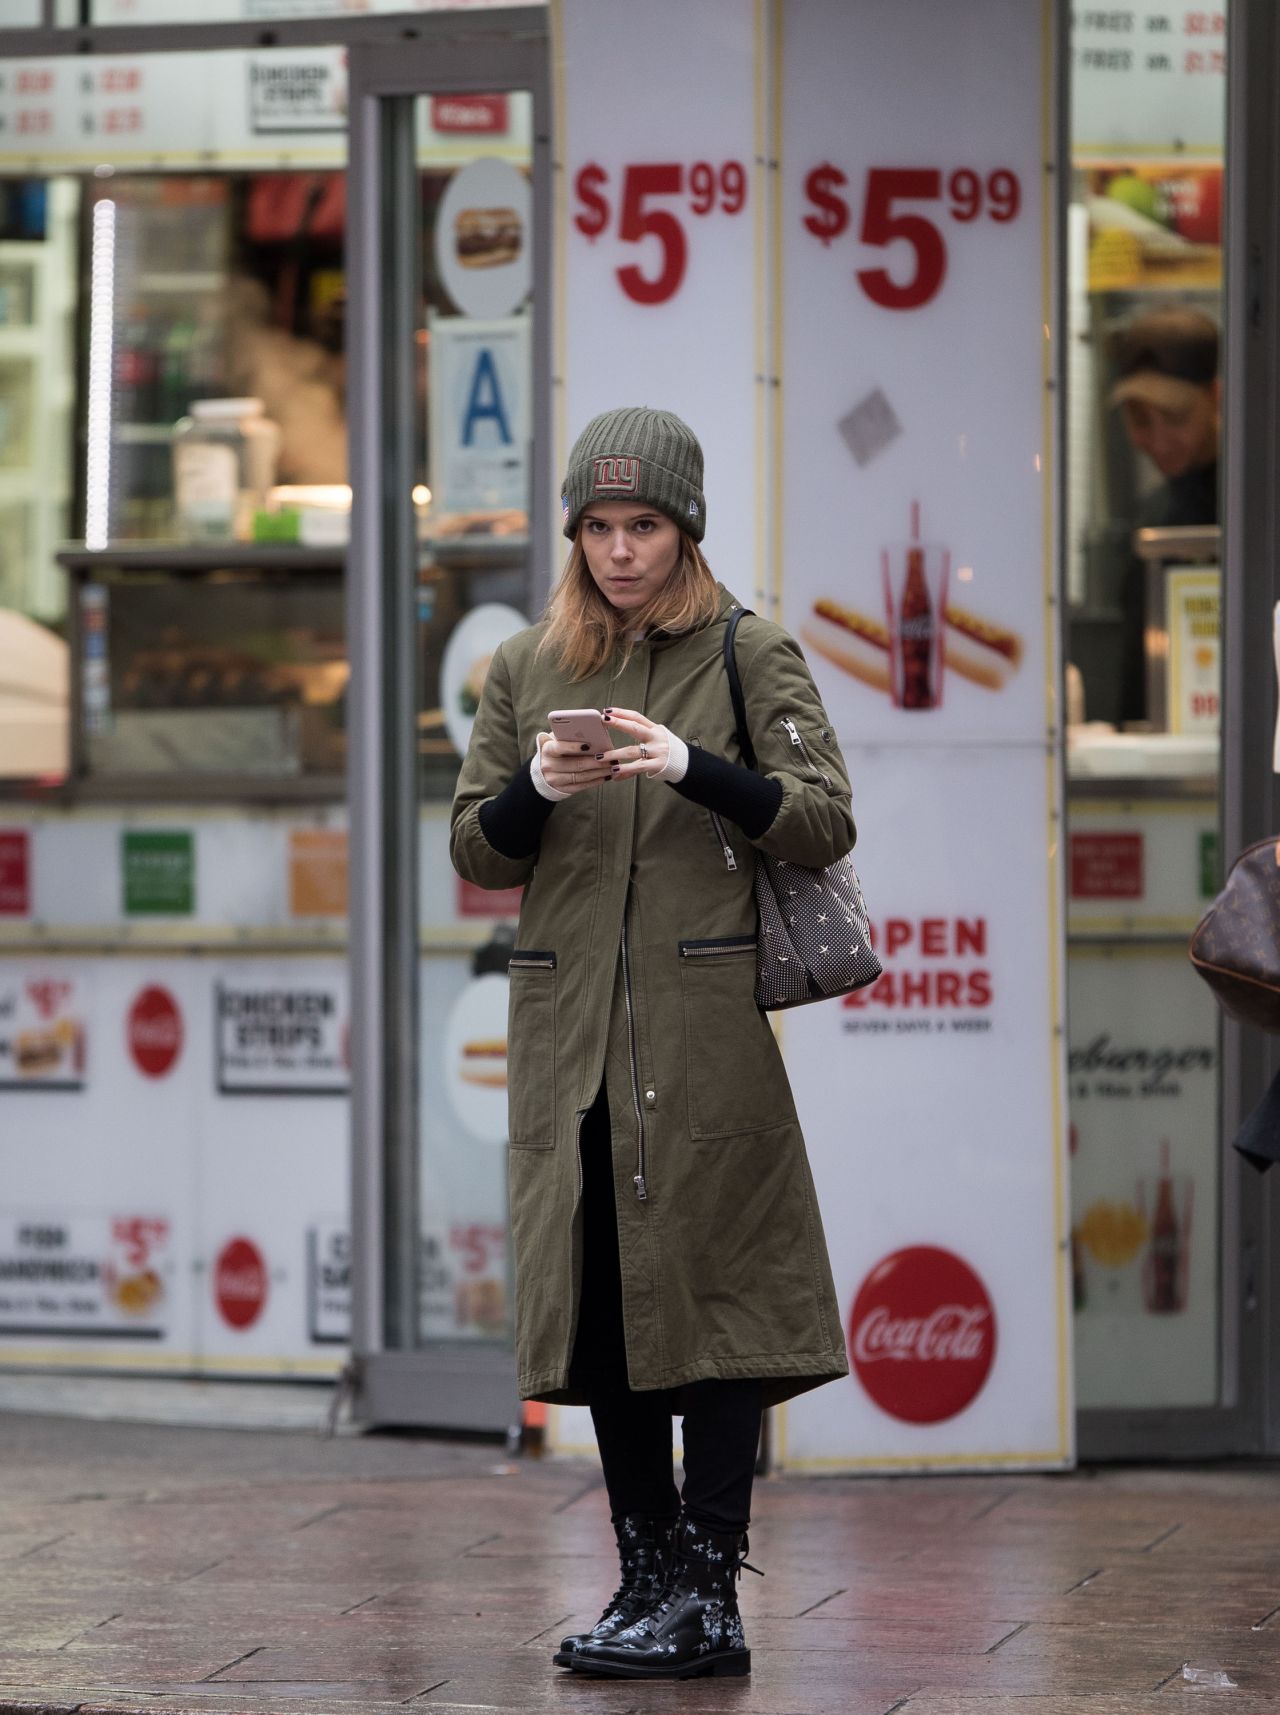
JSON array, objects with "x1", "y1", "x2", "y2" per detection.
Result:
[{"x1": 634, "y1": 1532, "x2": 762, "y2": 1633}]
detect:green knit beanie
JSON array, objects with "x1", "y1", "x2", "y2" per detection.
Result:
[{"x1": 561, "y1": 406, "x2": 706, "y2": 542}]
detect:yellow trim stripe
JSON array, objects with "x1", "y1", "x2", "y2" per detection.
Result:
[
  {"x1": 1041, "y1": 0, "x2": 1073, "y2": 1467},
  {"x1": 1068, "y1": 939, "x2": 1201, "y2": 959},
  {"x1": 1069, "y1": 918, "x2": 1201, "y2": 936},
  {"x1": 769, "y1": 0, "x2": 784, "y2": 621},
  {"x1": 1068, "y1": 797, "x2": 1217, "y2": 814},
  {"x1": 782, "y1": 1447, "x2": 1071, "y2": 1472},
  {"x1": 0, "y1": 1350, "x2": 342, "y2": 1374},
  {"x1": 550, "y1": 0, "x2": 569, "y2": 566},
  {"x1": 753, "y1": 0, "x2": 768, "y2": 615}
]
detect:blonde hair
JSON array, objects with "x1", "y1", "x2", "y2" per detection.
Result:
[{"x1": 537, "y1": 531, "x2": 720, "y2": 682}]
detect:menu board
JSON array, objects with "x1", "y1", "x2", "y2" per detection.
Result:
[
  {"x1": 1166, "y1": 568, "x2": 1221, "y2": 736},
  {"x1": 0, "y1": 45, "x2": 531, "y2": 171},
  {"x1": 1072, "y1": 3, "x2": 1226, "y2": 158}
]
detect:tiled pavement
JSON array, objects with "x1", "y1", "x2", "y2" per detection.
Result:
[{"x1": 0, "y1": 1406, "x2": 1278, "y2": 1714}]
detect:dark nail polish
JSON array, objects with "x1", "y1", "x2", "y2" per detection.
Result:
[
  {"x1": 595, "y1": 753, "x2": 604, "y2": 761},
  {"x1": 579, "y1": 743, "x2": 590, "y2": 752}
]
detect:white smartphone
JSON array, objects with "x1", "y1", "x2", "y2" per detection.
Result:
[{"x1": 548, "y1": 708, "x2": 613, "y2": 753}]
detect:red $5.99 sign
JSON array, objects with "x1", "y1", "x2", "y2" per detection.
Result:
[
  {"x1": 573, "y1": 160, "x2": 748, "y2": 305},
  {"x1": 803, "y1": 163, "x2": 1022, "y2": 310}
]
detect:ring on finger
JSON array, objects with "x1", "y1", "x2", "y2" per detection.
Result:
[{"x1": 638, "y1": 742, "x2": 649, "y2": 760}]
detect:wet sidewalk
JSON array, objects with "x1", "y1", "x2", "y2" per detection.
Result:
[{"x1": 1, "y1": 1403, "x2": 1278, "y2": 1715}]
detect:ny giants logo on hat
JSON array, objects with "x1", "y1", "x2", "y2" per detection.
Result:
[{"x1": 591, "y1": 455, "x2": 640, "y2": 494}]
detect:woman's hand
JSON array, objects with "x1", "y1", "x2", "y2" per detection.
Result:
[
  {"x1": 534, "y1": 730, "x2": 614, "y2": 796},
  {"x1": 601, "y1": 708, "x2": 687, "y2": 782}
]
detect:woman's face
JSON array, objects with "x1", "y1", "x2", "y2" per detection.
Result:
[{"x1": 580, "y1": 501, "x2": 681, "y2": 613}]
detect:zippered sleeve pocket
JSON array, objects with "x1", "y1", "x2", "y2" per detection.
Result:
[
  {"x1": 778, "y1": 715, "x2": 833, "y2": 788},
  {"x1": 506, "y1": 950, "x2": 556, "y2": 1149}
]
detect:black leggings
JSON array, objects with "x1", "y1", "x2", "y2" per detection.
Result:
[{"x1": 567, "y1": 1081, "x2": 763, "y2": 1536}]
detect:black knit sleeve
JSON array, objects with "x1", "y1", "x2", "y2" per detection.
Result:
[
  {"x1": 477, "y1": 760, "x2": 558, "y2": 860},
  {"x1": 670, "y1": 746, "x2": 783, "y2": 840}
]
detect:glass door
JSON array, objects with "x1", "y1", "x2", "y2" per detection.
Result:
[
  {"x1": 345, "y1": 22, "x2": 549, "y2": 1430},
  {"x1": 1065, "y1": 0, "x2": 1266, "y2": 1457}
]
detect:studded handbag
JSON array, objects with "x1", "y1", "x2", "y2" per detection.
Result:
[
  {"x1": 1190, "y1": 834, "x2": 1280, "y2": 1033},
  {"x1": 1190, "y1": 834, "x2": 1280, "y2": 1171},
  {"x1": 723, "y1": 607, "x2": 882, "y2": 1010}
]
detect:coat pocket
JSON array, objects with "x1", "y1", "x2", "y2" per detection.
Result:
[
  {"x1": 506, "y1": 951, "x2": 556, "y2": 1150},
  {"x1": 678, "y1": 937, "x2": 797, "y2": 1140}
]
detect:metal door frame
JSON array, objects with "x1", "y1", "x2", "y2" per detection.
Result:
[
  {"x1": 345, "y1": 13, "x2": 550, "y2": 1431},
  {"x1": 1075, "y1": 0, "x2": 1277, "y2": 1460}
]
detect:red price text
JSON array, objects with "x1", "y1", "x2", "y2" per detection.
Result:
[
  {"x1": 573, "y1": 160, "x2": 748, "y2": 306},
  {"x1": 803, "y1": 164, "x2": 1022, "y2": 310}
]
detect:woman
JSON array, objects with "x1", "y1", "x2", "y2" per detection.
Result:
[{"x1": 450, "y1": 407, "x2": 853, "y2": 1681}]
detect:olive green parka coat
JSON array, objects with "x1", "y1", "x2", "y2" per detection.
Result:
[{"x1": 450, "y1": 586, "x2": 853, "y2": 1406}]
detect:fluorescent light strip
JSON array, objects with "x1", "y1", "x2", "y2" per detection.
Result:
[{"x1": 84, "y1": 198, "x2": 117, "y2": 551}]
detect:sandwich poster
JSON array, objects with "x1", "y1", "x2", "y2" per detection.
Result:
[
  {"x1": 0, "y1": 973, "x2": 87, "y2": 1091},
  {"x1": 0, "y1": 1212, "x2": 172, "y2": 1339}
]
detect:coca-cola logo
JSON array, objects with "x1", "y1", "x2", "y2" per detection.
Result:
[
  {"x1": 127, "y1": 985, "x2": 183, "y2": 1078},
  {"x1": 214, "y1": 1236, "x2": 268, "y2": 1331},
  {"x1": 898, "y1": 616, "x2": 934, "y2": 640},
  {"x1": 849, "y1": 1245, "x2": 996, "y2": 1424}
]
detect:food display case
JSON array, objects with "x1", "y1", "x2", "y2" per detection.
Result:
[
  {"x1": 55, "y1": 533, "x2": 528, "y2": 800},
  {"x1": 59, "y1": 544, "x2": 347, "y2": 796}
]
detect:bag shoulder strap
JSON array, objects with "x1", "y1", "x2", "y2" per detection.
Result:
[{"x1": 723, "y1": 605, "x2": 758, "y2": 772}]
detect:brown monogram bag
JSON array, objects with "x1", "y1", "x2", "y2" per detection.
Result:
[{"x1": 1189, "y1": 835, "x2": 1280, "y2": 1033}]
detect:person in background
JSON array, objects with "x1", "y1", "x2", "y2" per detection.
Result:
[
  {"x1": 450, "y1": 407, "x2": 853, "y2": 1681},
  {"x1": 1109, "y1": 306, "x2": 1220, "y2": 724}
]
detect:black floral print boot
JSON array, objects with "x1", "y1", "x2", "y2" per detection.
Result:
[
  {"x1": 565, "y1": 1513, "x2": 756, "y2": 1679},
  {"x1": 552, "y1": 1513, "x2": 677, "y2": 1667}
]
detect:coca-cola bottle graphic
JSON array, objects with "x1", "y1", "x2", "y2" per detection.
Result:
[
  {"x1": 882, "y1": 502, "x2": 948, "y2": 710},
  {"x1": 1142, "y1": 1139, "x2": 1189, "y2": 1314},
  {"x1": 899, "y1": 547, "x2": 934, "y2": 707}
]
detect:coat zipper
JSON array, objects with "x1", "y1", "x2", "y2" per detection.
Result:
[
  {"x1": 688, "y1": 737, "x2": 738, "y2": 872},
  {"x1": 679, "y1": 936, "x2": 756, "y2": 958},
  {"x1": 620, "y1": 910, "x2": 648, "y2": 1201},
  {"x1": 780, "y1": 716, "x2": 831, "y2": 788}
]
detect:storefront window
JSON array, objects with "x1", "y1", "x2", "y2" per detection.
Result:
[
  {"x1": 1066, "y1": 3, "x2": 1226, "y2": 1411},
  {"x1": 0, "y1": 46, "x2": 356, "y2": 788}
]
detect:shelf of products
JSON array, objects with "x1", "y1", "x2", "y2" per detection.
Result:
[{"x1": 49, "y1": 542, "x2": 527, "y2": 802}]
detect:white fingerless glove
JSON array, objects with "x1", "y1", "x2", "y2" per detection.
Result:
[
  {"x1": 530, "y1": 736, "x2": 571, "y2": 802},
  {"x1": 655, "y1": 728, "x2": 689, "y2": 784}
]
